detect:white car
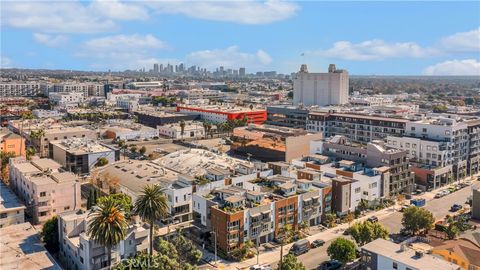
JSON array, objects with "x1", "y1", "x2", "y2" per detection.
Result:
[{"x1": 250, "y1": 265, "x2": 273, "y2": 270}]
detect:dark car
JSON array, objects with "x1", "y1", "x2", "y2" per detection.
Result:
[
  {"x1": 450, "y1": 204, "x2": 463, "y2": 212},
  {"x1": 311, "y1": 239, "x2": 325, "y2": 248},
  {"x1": 319, "y1": 260, "x2": 342, "y2": 270},
  {"x1": 367, "y1": 216, "x2": 379, "y2": 223},
  {"x1": 343, "y1": 228, "x2": 351, "y2": 235}
]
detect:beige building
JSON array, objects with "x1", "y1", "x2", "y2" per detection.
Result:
[
  {"x1": 0, "y1": 222, "x2": 61, "y2": 269},
  {"x1": 8, "y1": 157, "x2": 81, "y2": 224},
  {"x1": 0, "y1": 182, "x2": 25, "y2": 228},
  {"x1": 293, "y1": 64, "x2": 349, "y2": 106},
  {"x1": 58, "y1": 210, "x2": 150, "y2": 270}
]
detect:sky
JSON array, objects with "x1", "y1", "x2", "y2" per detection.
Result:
[{"x1": 1, "y1": 1, "x2": 480, "y2": 75}]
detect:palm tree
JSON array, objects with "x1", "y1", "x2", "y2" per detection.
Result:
[
  {"x1": 26, "y1": 146, "x2": 36, "y2": 160},
  {"x1": 87, "y1": 197, "x2": 128, "y2": 268},
  {"x1": 133, "y1": 185, "x2": 169, "y2": 257}
]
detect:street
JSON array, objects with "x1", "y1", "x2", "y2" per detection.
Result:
[{"x1": 206, "y1": 181, "x2": 478, "y2": 270}]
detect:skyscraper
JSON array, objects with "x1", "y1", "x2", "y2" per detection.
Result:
[
  {"x1": 239, "y1": 67, "x2": 246, "y2": 77},
  {"x1": 293, "y1": 64, "x2": 349, "y2": 106},
  {"x1": 153, "y1": 63, "x2": 159, "y2": 73}
]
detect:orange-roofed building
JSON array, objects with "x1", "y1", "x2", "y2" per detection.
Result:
[{"x1": 0, "y1": 129, "x2": 25, "y2": 157}]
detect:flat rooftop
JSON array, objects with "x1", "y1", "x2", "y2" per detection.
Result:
[
  {"x1": 99, "y1": 160, "x2": 179, "y2": 195},
  {"x1": 155, "y1": 148, "x2": 251, "y2": 176},
  {"x1": 0, "y1": 182, "x2": 25, "y2": 212},
  {"x1": 0, "y1": 222, "x2": 60, "y2": 269},
  {"x1": 178, "y1": 104, "x2": 265, "y2": 113},
  {"x1": 50, "y1": 138, "x2": 112, "y2": 155},
  {"x1": 362, "y1": 238, "x2": 460, "y2": 270}
]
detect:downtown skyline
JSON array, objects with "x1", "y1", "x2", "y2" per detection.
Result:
[{"x1": 1, "y1": 1, "x2": 479, "y2": 76}]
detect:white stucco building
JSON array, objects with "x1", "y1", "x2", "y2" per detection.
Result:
[{"x1": 293, "y1": 64, "x2": 349, "y2": 106}]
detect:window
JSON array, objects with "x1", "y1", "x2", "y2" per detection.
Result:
[
  {"x1": 0, "y1": 213, "x2": 7, "y2": 219},
  {"x1": 411, "y1": 127, "x2": 415, "y2": 131},
  {"x1": 393, "y1": 262, "x2": 398, "y2": 269},
  {"x1": 40, "y1": 192, "x2": 46, "y2": 197},
  {"x1": 355, "y1": 187, "x2": 361, "y2": 193},
  {"x1": 422, "y1": 128, "x2": 427, "y2": 133},
  {"x1": 64, "y1": 206, "x2": 70, "y2": 211},
  {"x1": 405, "y1": 143, "x2": 410, "y2": 148}
]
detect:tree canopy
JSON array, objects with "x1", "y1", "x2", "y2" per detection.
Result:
[
  {"x1": 349, "y1": 220, "x2": 389, "y2": 246},
  {"x1": 279, "y1": 254, "x2": 306, "y2": 270},
  {"x1": 41, "y1": 216, "x2": 59, "y2": 254},
  {"x1": 327, "y1": 238, "x2": 357, "y2": 265},
  {"x1": 401, "y1": 206, "x2": 435, "y2": 235}
]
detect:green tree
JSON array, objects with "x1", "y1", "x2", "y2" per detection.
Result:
[
  {"x1": 327, "y1": 238, "x2": 357, "y2": 265},
  {"x1": 41, "y1": 216, "x2": 59, "y2": 254},
  {"x1": 139, "y1": 146, "x2": 147, "y2": 155},
  {"x1": 98, "y1": 193, "x2": 133, "y2": 219},
  {"x1": 87, "y1": 197, "x2": 128, "y2": 268},
  {"x1": 130, "y1": 145, "x2": 138, "y2": 153},
  {"x1": 401, "y1": 206, "x2": 435, "y2": 235},
  {"x1": 173, "y1": 233, "x2": 203, "y2": 265},
  {"x1": 133, "y1": 185, "x2": 169, "y2": 257},
  {"x1": 444, "y1": 217, "x2": 460, "y2": 240},
  {"x1": 324, "y1": 213, "x2": 337, "y2": 228},
  {"x1": 349, "y1": 221, "x2": 389, "y2": 246},
  {"x1": 0, "y1": 151, "x2": 16, "y2": 183},
  {"x1": 26, "y1": 146, "x2": 36, "y2": 160},
  {"x1": 155, "y1": 238, "x2": 178, "y2": 258},
  {"x1": 279, "y1": 253, "x2": 306, "y2": 270},
  {"x1": 95, "y1": 157, "x2": 109, "y2": 167},
  {"x1": 118, "y1": 139, "x2": 126, "y2": 148}
]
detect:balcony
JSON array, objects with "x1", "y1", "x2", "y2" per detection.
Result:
[
  {"x1": 227, "y1": 225, "x2": 240, "y2": 232},
  {"x1": 37, "y1": 194, "x2": 51, "y2": 202},
  {"x1": 37, "y1": 204, "x2": 51, "y2": 212}
]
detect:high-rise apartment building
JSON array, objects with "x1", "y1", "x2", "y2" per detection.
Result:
[
  {"x1": 239, "y1": 67, "x2": 246, "y2": 77},
  {"x1": 293, "y1": 64, "x2": 349, "y2": 106}
]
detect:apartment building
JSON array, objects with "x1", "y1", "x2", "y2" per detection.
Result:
[
  {"x1": 196, "y1": 176, "x2": 324, "y2": 255},
  {"x1": 293, "y1": 64, "x2": 349, "y2": 106},
  {"x1": 0, "y1": 182, "x2": 25, "y2": 228},
  {"x1": 176, "y1": 104, "x2": 267, "y2": 124},
  {"x1": 0, "y1": 128, "x2": 25, "y2": 157},
  {"x1": 49, "y1": 138, "x2": 118, "y2": 175},
  {"x1": 32, "y1": 109, "x2": 64, "y2": 119},
  {"x1": 9, "y1": 157, "x2": 81, "y2": 224},
  {"x1": 314, "y1": 135, "x2": 414, "y2": 195},
  {"x1": 58, "y1": 210, "x2": 150, "y2": 270},
  {"x1": 9, "y1": 120, "x2": 98, "y2": 157},
  {"x1": 307, "y1": 111, "x2": 407, "y2": 143},
  {"x1": 266, "y1": 105, "x2": 309, "y2": 129},
  {"x1": 49, "y1": 92, "x2": 85, "y2": 108},
  {"x1": 0, "y1": 82, "x2": 45, "y2": 97},
  {"x1": 49, "y1": 83, "x2": 104, "y2": 97},
  {"x1": 157, "y1": 121, "x2": 207, "y2": 139},
  {"x1": 361, "y1": 238, "x2": 460, "y2": 270}
]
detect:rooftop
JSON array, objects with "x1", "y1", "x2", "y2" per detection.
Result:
[
  {"x1": 0, "y1": 222, "x2": 60, "y2": 270},
  {"x1": 50, "y1": 138, "x2": 113, "y2": 155},
  {"x1": 0, "y1": 182, "x2": 25, "y2": 212},
  {"x1": 362, "y1": 238, "x2": 460, "y2": 270},
  {"x1": 178, "y1": 104, "x2": 265, "y2": 113}
]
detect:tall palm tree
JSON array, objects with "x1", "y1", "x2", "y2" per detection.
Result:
[
  {"x1": 87, "y1": 197, "x2": 128, "y2": 268},
  {"x1": 133, "y1": 184, "x2": 169, "y2": 257},
  {"x1": 179, "y1": 120, "x2": 186, "y2": 140}
]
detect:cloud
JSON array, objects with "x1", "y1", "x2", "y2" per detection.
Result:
[
  {"x1": 147, "y1": 0, "x2": 299, "y2": 24},
  {"x1": 77, "y1": 34, "x2": 168, "y2": 70},
  {"x1": 440, "y1": 28, "x2": 480, "y2": 52},
  {"x1": 313, "y1": 40, "x2": 438, "y2": 61},
  {"x1": 423, "y1": 59, "x2": 480, "y2": 76},
  {"x1": 1, "y1": 55, "x2": 13, "y2": 68},
  {"x1": 1, "y1": 0, "x2": 147, "y2": 33},
  {"x1": 33, "y1": 33, "x2": 68, "y2": 47},
  {"x1": 186, "y1": 46, "x2": 272, "y2": 69}
]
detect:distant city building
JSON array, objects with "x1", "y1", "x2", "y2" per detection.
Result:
[
  {"x1": 9, "y1": 157, "x2": 81, "y2": 224},
  {"x1": 239, "y1": 67, "x2": 246, "y2": 77},
  {"x1": 293, "y1": 64, "x2": 349, "y2": 106},
  {"x1": 0, "y1": 82, "x2": 45, "y2": 97}
]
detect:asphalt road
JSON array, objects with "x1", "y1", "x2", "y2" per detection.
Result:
[{"x1": 379, "y1": 184, "x2": 475, "y2": 233}]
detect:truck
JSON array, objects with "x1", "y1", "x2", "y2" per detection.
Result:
[
  {"x1": 289, "y1": 239, "x2": 310, "y2": 256},
  {"x1": 410, "y1": 198, "x2": 426, "y2": 207}
]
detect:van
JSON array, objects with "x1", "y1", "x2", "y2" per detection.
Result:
[{"x1": 289, "y1": 239, "x2": 310, "y2": 256}]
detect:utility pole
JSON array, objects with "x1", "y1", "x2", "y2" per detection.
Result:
[
  {"x1": 213, "y1": 230, "x2": 217, "y2": 265},
  {"x1": 256, "y1": 235, "x2": 260, "y2": 265},
  {"x1": 279, "y1": 239, "x2": 284, "y2": 270}
]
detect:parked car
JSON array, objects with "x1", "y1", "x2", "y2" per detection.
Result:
[
  {"x1": 289, "y1": 239, "x2": 310, "y2": 256},
  {"x1": 434, "y1": 192, "x2": 444, "y2": 199},
  {"x1": 250, "y1": 265, "x2": 272, "y2": 270},
  {"x1": 311, "y1": 239, "x2": 325, "y2": 248},
  {"x1": 367, "y1": 216, "x2": 379, "y2": 223},
  {"x1": 319, "y1": 260, "x2": 342, "y2": 270},
  {"x1": 450, "y1": 204, "x2": 463, "y2": 212}
]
